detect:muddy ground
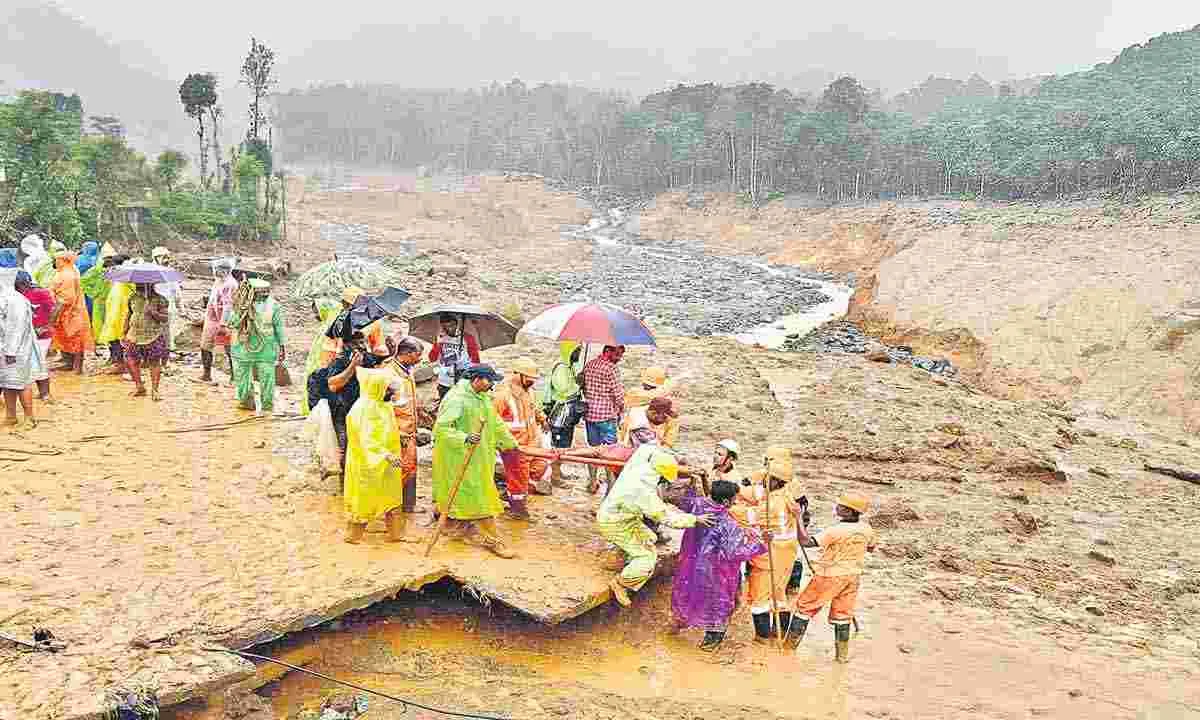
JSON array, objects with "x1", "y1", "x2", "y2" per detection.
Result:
[
  {"x1": 3, "y1": 174, "x2": 1199, "y2": 720},
  {"x1": 641, "y1": 191, "x2": 1200, "y2": 433}
]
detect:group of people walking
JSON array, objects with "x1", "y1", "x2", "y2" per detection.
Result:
[{"x1": 1, "y1": 236, "x2": 288, "y2": 421}]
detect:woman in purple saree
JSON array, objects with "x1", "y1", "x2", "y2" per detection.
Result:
[{"x1": 670, "y1": 479, "x2": 767, "y2": 651}]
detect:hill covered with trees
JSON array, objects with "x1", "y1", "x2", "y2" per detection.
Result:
[{"x1": 272, "y1": 25, "x2": 1200, "y2": 202}]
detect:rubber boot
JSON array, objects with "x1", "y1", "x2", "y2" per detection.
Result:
[
  {"x1": 200, "y1": 350, "x2": 213, "y2": 381},
  {"x1": 698, "y1": 631, "x2": 725, "y2": 652},
  {"x1": 609, "y1": 576, "x2": 632, "y2": 607},
  {"x1": 385, "y1": 511, "x2": 412, "y2": 543},
  {"x1": 834, "y1": 622, "x2": 851, "y2": 663},
  {"x1": 777, "y1": 611, "x2": 793, "y2": 641},
  {"x1": 784, "y1": 614, "x2": 810, "y2": 649},
  {"x1": 752, "y1": 613, "x2": 773, "y2": 642},
  {"x1": 344, "y1": 521, "x2": 367, "y2": 544}
]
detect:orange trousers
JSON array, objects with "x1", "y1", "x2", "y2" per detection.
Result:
[
  {"x1": 792, "y1": 575, "x2": 861, "y2": 623},
  {"x1": 500, "y1": 450, "x2": 548, "y2": 499}
]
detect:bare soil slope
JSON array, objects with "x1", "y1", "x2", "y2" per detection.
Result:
[{"x1": 640, "y1": 191, "x2": 1200, "y2": 431}]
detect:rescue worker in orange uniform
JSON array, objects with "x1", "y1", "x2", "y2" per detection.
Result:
[
  {"x1": 494, "y1": 357, "x2": 549, "y2": 521},
  {"x1": 382, "y1": 333, "x2": 425, "y2": 541},
  {"x1": 786, "y1": 493, "x2": 877, "y2": 662},
  {"x1": 730, "y1": 446, "x2": 801, "y2": 643}
]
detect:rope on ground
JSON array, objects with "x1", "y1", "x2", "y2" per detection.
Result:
[
  {"x1": 0, "y1": 446, "x2": 63, "y2": 456},
  {"x1": 202, "y1": 646, "x2": 512, "y2": 720},
  {"x1": 75, "y1": 413, "x2": 305, "y2": 442}
]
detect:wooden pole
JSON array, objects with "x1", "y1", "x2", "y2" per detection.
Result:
[
  {"x1": 424, "y1": 419, "x2": 485, "y2": 557},
  {"x1": 762, "y1": 457, "x2": 785, "y2": 648}
]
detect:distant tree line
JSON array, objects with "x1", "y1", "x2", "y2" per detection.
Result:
[{"x1": 272, "y1": 26, "x2": 1200, "y2": 202}]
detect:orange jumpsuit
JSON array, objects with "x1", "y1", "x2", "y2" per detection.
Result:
[
  {"x1": 493, "y1": 377, "x2": 549, "y2": 501},
  {"x1": 730, "y1": 474, "x2": 800, "y2": 615}
]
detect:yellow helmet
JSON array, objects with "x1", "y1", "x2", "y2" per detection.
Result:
[{"x1": 837, "y1": 493, "x2": 869, "y2": 514}]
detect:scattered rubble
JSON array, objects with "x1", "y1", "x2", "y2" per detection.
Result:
[{"x1": 783, "y1": 321, "x2": 958, "y2": 376}]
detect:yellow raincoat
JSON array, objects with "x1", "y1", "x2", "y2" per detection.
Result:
[
  {"x1": 98, "y1": 281, "x2": 135, "y2": 344},
  {"x1": 344, "y1": 368, "x2": 406, "y2": 524},
  {"x1": 301, "y1": 299, "x2": 342, "y2": 417}
]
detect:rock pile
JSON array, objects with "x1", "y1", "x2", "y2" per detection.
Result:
[
  {"x1": 538, "y1": 240, "x2": 834, "y2": 336},
  {"x1": 785, "y1": 321, "x2": 958, "y2": 376}
]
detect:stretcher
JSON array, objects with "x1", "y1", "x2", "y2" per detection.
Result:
[{"x1": 515, "y1": 445, "x2": 632, "y2": 472}]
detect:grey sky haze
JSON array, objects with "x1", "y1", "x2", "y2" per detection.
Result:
[{"x1": 49, "y1": 0, "x2": 1200, "y2": 95}]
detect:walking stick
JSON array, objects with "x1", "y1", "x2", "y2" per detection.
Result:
[
  {"x1": 761, "y1": 458, "x2": 785, "y2": 649},
  {"x1": 424, "y1": 419, "x2": 485, "y2": 557}
]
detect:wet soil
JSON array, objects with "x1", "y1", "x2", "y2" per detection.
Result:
[
  {"x1": 5, "y1": 174, "x2": 1200, "y2": 720},
  {"x1": 167, "y1": 577, "x2": 1194, "y2": 720}
]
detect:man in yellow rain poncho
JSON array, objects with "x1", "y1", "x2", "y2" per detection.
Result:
[
  {"x1": 730, "y1": 445, "x2": 802, "y2": 643},
  {"x1": 97, "y1": 256, "x2": 136, "y2": 374},
  {"x1": 80, "y1": 244, "x2": 117, "y2": 349},
  {"x1": 431, "y1": 363, "x2": 519, "y2": 559},
  {"x1": 541, "y1": 341, "x2": 584, "y2": 491},
  {"x1": 618, "y1": 366, "x2": 680, "y2": 449},
  {"x1": 343, "y1": 367, "x2": 411, "y2": 544},
  {"x1": 597, "y1": 444, "x2": 713, "y2": 607}
]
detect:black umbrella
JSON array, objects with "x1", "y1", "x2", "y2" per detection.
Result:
[
  {"x1": 406, "y1": 303, "x2": 518, "y2": 350},
  {"x1": 347, "y1": 286, "x2": 410, "y2": 330}
]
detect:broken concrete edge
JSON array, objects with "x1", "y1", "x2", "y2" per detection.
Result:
[{"x1": 72, "y1": 565, "x2": 619, "y2": 719}]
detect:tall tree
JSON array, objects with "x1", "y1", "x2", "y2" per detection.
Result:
[
  {"x1": 156, "y1": 150, "x2": 188, "y2": 192},
  {"x1": 209, "y1": 101, "x2": 224, "y2": 192},
  {"x1": 241, "y1": 37, "x2": 277, "y2": 143},
  {"x1": 179, "y1": 73, "x2": 218, "y2": 189},
  {"x1": 820, "y1": 76, "x2": 870, "y2": 124},
  {"x1": 0, "y1": 90, "x2": 85, "y2": 240}
]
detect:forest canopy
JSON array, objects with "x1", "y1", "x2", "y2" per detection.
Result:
[{"x1": 271, "y1": 25, "x2": 1200, "y2": 201}]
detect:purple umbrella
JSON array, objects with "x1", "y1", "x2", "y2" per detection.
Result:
[{"x1": 104, "y1": 262, "x2": 184, "y2": 284}]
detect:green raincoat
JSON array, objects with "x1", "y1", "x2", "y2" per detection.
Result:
[
  {"x1": 33, "y1": 240, "x2": 66, "y2": 288},
  {"x1": 79, "y1": 259, "x2": 110, "y2": 341},
  {"x1": 301, "y1": 298, "x2": 342, "y2": 417},
  {"x1": 432, "y1": 378, "x2": 518, "y2": 520},
  {"x1": 542, "y1": 340, "x2": 583, "y2": 405}
]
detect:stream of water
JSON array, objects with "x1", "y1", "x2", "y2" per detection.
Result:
[{"x1": 560, "y1": 206, "x2": 853, "y2": 344}]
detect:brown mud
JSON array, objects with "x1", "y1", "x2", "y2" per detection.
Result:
[{"x1": 4, "y1": 175, "x2": 1200, "y2": 720}]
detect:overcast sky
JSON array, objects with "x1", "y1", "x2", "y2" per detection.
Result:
[{"x1": 54, "y1": 0, "x2": 1199, "y2": 94}]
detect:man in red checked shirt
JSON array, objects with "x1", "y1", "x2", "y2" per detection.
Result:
[
  {"x1": 15, "y1": 271, "x2": 55, "y2": 403},
  {"x1": 581, "y1": 344, "x2": 626, "y2": 493}
]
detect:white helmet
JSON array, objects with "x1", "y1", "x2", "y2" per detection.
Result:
[{"x1": 717, "y1": 439, "x2": 740, "y2": 458}]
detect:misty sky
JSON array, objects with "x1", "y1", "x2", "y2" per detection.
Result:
[{"x1": 55, "y1": 0, "x2": 1199, "y2": 95}]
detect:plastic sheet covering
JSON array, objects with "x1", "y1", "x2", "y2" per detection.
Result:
[{"x1": 305, "y1": 399, "x2": 341, "y2": 472}]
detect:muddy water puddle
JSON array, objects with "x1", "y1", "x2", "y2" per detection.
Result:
[{"x1": 168, "y1": 582, "x2": 854, "y2": 720}]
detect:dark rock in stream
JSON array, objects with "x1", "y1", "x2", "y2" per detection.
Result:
[{"x1": 786, "y1": 321, "x2": 958, "y2": 377}]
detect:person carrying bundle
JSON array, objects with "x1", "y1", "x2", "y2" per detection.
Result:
[{"x1": 226, "y1": 278, "x2": 285, "y2": 412}]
